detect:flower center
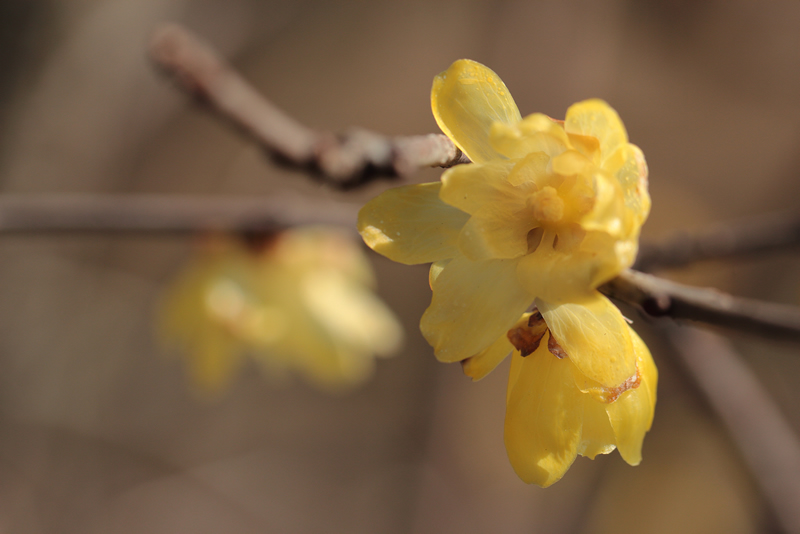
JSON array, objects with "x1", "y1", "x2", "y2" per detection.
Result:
[{"x1": 529, "y1": 186, "x2": 564, "y2": 223}]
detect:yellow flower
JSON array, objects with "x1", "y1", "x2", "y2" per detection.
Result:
[
  {"x1": 160, "y1": 228, "x2": 403, "y2": 394},
  {"x1": 358, "y1": 59, "x2": 655, "y2": 486}
]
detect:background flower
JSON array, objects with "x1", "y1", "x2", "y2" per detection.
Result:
[{"x1": 160, "y1": 228, "x2": 403, "y2": 395}]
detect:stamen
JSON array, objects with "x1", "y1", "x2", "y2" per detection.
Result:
[{"x1": 530, "y1": 186, "x2": 564, "y2": 222}]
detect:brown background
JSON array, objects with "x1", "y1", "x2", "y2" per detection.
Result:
[{"x1": 0, "y1": 1, "x2": 799, "y2": 532}]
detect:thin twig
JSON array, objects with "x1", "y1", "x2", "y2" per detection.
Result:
[
  {"x1": 149, "y1": 24, "x2": 469, "y2": 190},
  {"x1": 0, "y1": 194, "x2": 357, "y2": 234},
  {"x1": 667, "y1": 326, "x2": 800, "y2": 534},
  {"x1": 635, "y1": 211, "x2": 800, "y2": 272},
  {"x1": 600, "y1": 269, "x2": 800, "y2": 342}
]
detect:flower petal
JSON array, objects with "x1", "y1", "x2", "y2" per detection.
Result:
[
  {"x1": 605, "y1": 329, "x2": 657, "y2": 465},
  {"x1": 504, "y1": 345, "x2": 583, "y2": 487},
  {"x1": 565, "y1": 99, "x2": 628, "y2": 165},
  {"x1": 577, "y1": 388, "x2": 618, "y2": 459},
  {"x1": 490, "y1": 113, "x2": 570, "y2": 160},
  {"x1": 421, "y1": 255, "x2": 534, "y2": 362},
  {"x1": 516, "y1": 230, "x2": 607, "y2": 303},
  {"x1": 462, "y1": 330, "x2": 514, "y2": 381},
  {"x1": 358, "y1": 182, "x2": 469, "y2": 265},
  {"x1": 457, "y1": 204, "x2": 532, "y2": 260},
  {"x1": 439, "y1": 159, "x2": 519, "y2": 215},
  {"x1": 604, "y1": 143, "x2": 651, "y2": 225},
  {"x1": 432, "y1": 59, "x2": 521, "y2": 163},
  {"x1": 537, "y1": 293, "x2": 636, "y2": 388}
]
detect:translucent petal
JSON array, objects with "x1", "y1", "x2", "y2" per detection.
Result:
[
  {"x1": 358, "y1": 182, "x2": 469, "y2": 265},
  {"x1": 578, "y1": 169, "x2": 627, "y2": 238},
  {"x1": 457, "y1": 203, "x2": 532, "y2": 260},
  {"x1": 576, "y1": 379, "x2": 618, "y2": 459},
  {"x1": 552, "y1": 149, "x2": 593, "y2": 177},
  {"x1": 490, "y1": 114, "x2": 570, "y2": 160},
  {"x1": 605, "y1": 329, "x2": 657, "y2": 465},
  {"x1": 565, "y1": 99, "x2": 628, "y2": 164},
  {"x1": 515, "y1": 230, "x2": 603, "y2": 303},
  {"x1": 462, "y1": 330, "x2": 514, "y2": 381},
  {"x1": 506, "y1": 151, "x2": 551, "y2": 187},
  {"x1": 504, "y1": 346, "x2": 583, "y2": 487},
  {"x1": 431, "y1": 59, "x2": 521, "y2": 163},
  {"x1": 428, "y1": 259, "x2": 449, "y2": 288},
  {"x1": 537, "y1": 293, "x2": 636, "y2": 387},
  {"x1": 420, "y1": 255, "x2": 534, "y2": 362},
  {"x1": 604, "y1": 143, "x2": 651, "y2": 224},
  {"x1": 439, "y1": 159, "x2": 519, "y2": 215},
  {"x1": 566, "y1": 132, "x2": 601, "y2": 164}
]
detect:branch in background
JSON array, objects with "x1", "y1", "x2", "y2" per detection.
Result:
[
  {"x1": 667, "y1": 326, "x2": 800, "y2": 534},
  {"x1": 600, "y1": 270, "x2": 800, "y2": 342},
  {"x1": 2, "y1": 195, "x2": 800, "y2": 343},
  {"x1": 149, "y1": 24, "x2": 469, "y2": 190},
  {"x1": 635, "y1": 211, "x2": 800, "y2": 272},
  {"x1": 0, "y1": 194, "x2": 357, "y2": 235}
]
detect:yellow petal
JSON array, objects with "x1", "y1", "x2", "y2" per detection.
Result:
[
  {"x1": 432, "y1": 59, "x2": 521, "y2": 163},
  {"x1": 577, "y1": 169, "x2": 627, "y2": 239},
  {"x1": 499, "y1": 152, "x2": 549, "y2": 188},
  {"x1": 604, "y1": 143, "x2": 651, "y2": 225},
  {"x1": 564, "y1": 99, "x2": 628, "y2": 165},
  {"x1": 515, "y1": 230, "x2": 606, "y2": 303},
  {"x1": 428, "y1": 259, "x2": 449, "y2": 287},
  {"x1": 457, "y1": 203, "x2": 532, "y2": 261},
  {"x1": 577, "y1": 388, "x2": 618, "y2": 460},
  {"x1": 504, "y1": 344, "x2": 583, "y2": 487},
  {"x1": 537, "y1": 293, "x2": 636, "y2": 388},
  {"x1": 358, "y1": 182, "x2": 469, "y2": 265},
  {"x1": 439, "y1": 159, "x2": 519, "y2": 215},
  {"x1": 420, "y1": 255, "x2": 534, "y2": 362},
  {"x1": 490, "y1": 113, "x2": 570, "y2": 160},
  {"x1": 462, "y1": 330, "x2": 514, "y2": 381},
  {"x1": 605, "y1": 329, "x2": 657, "y2": 465}
]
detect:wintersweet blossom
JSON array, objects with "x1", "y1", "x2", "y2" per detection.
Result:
[
  {"x1": 358, "y1": 59, "x2": 656, "y2": 486},
  {"x1": 160, "y1": 228, "x2": 403, "y2": 394}
]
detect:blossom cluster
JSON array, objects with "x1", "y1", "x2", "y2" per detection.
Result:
[{"x1": 160, "y1": 227, "x2": 403, "y2": 394}]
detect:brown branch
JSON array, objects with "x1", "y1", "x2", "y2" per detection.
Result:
[
  {"x1": 149, "y1": 24, "x2": 469, "y2": 190},
  {"x1": 0, "y1": 194, "x2": 358, "y2": 234},
  {"x1": 635, "y1": 211, "x2": 800, "y2": 272},
  {"x1": 600, "y1": 269, "x2": 800, "y2": 342},
  {"x1": 667, "y1": 327, "x2": 800, "y2": 534}
]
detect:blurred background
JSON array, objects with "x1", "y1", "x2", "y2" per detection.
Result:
[{"x1": 1, "y1": 1, "x2": 799, "y2": 532}]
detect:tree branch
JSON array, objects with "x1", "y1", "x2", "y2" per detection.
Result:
[
  {"x1": 667, "y1": 327, "x2": 800, "y2": 534},
  {"x1": 2, "y1": 194, "x2": 799, "y2": 343},
  {"x1": 600, "y1": 269, "x2": 800, "y2": 342},
  {"x1": 149, "y1": 24, "x2": 469, "y2": 190},
  {"x1": 635, "y1": 211, "x2": 800, "y2": 272},
  {"x1": 0, "y1": 194, "x2": 357, "y2": 235}
]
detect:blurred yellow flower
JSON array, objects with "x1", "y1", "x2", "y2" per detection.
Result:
[
  {"x1": 160, "y1": 227, "x2": 403, "y2": 395},
  {"x1": 358, "y1": 59, "x2": 655, "y2": 486}
]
